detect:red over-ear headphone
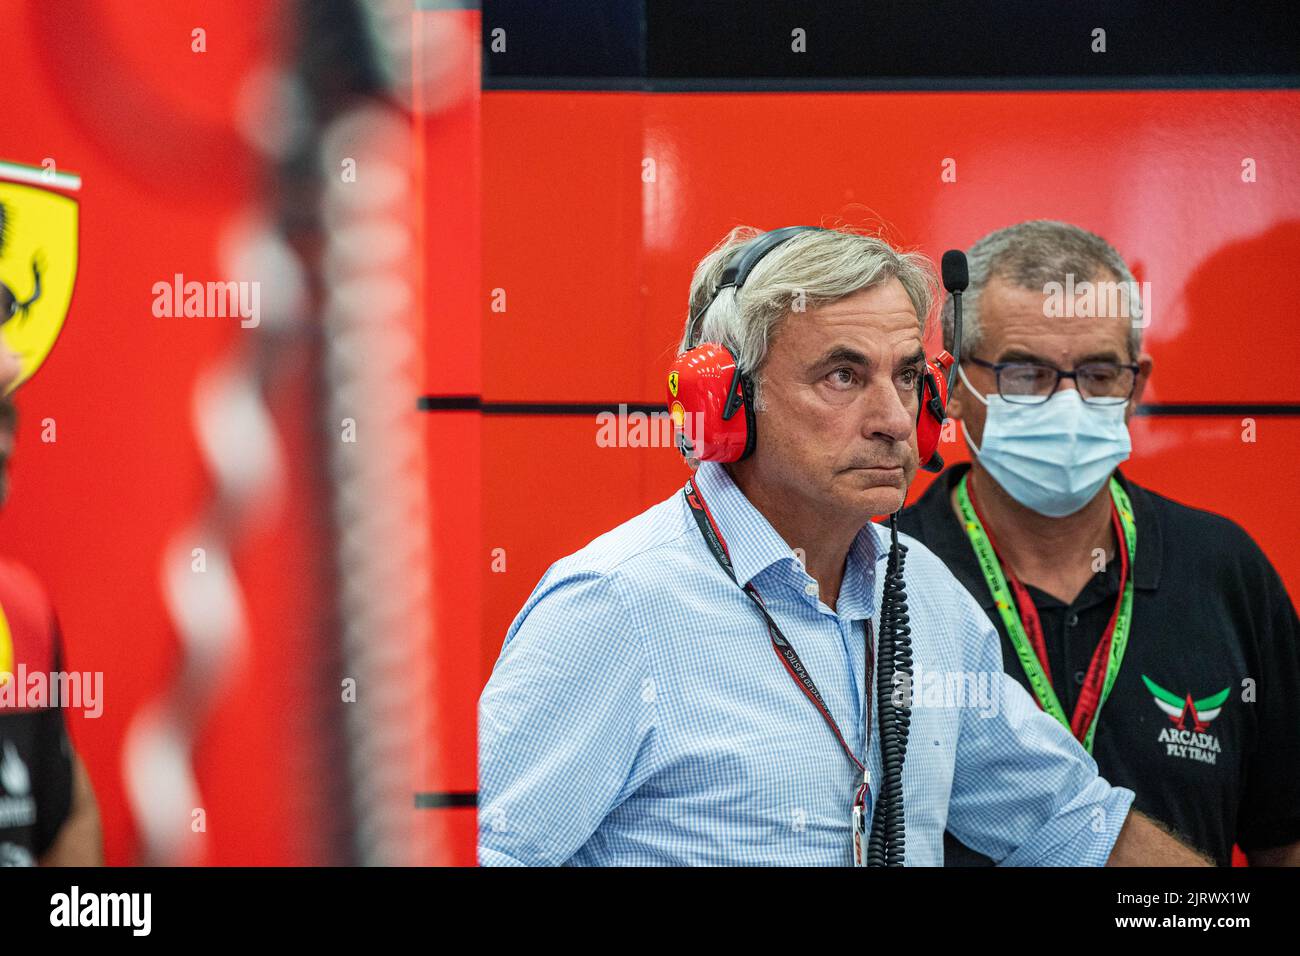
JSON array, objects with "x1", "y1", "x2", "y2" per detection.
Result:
[{"x1": 666, "y1": 226, "x2": 965, "y2": 472}]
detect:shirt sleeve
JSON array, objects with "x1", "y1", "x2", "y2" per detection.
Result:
[
  {"x1": 1235, "y1": 556, "x2": 1300, "y2": 853},
  {"x1": 943, "y1": 582, "x2": 1135, "y2": 866},
  {"x1": 478, "y1": 568, "x2": 658, "y2": 866}
]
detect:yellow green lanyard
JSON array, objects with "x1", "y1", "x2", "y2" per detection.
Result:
[{"x1": 955, "y1": 473, "x2": 1137, "y2": 754}]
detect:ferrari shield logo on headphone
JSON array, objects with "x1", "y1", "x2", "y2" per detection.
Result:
[
  {"x1": 667, "y1": 370, "x2": 679, "y2": 397},
  {"x1": 0, "y1": 160, "x2": 81, "y2": 394}
]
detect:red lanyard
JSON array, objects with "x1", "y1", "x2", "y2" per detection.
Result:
[
  {"x1": 684, "y1": 478, "x2": 872, "y2": 776},
  {"x1": 964, "y1": 478, "x2": 1131, "y2": 745}
]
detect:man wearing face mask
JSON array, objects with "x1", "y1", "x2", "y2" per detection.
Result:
[{"x1": 899, "y1": 220, "x2": 1300, "y2": 867}]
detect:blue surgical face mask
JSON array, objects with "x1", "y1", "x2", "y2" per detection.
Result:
[{"x1": 958, "y1": 364, "x2": 1132, "y2": 518}]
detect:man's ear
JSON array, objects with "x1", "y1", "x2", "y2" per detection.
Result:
[
  {"x1": 946, "y1": 375, "x2": 967, "y2": 421},
  {"x1": 1127, "y1": 350, "x2": 1154, "y2": 423}
]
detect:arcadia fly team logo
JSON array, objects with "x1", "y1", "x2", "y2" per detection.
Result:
[
  {"x1": 1142, "y1": 674, "x2": 1231, "y2": 765},
  {"x1": 0, "y1": 159, "x2": 81, "y2": 395}
]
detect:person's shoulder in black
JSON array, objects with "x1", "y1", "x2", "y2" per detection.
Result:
[
  {"x1": 899, "y1": 462, "x2": 1300, "y2": 866},
  {"x1": 1132, "y1": 477, "x2": 1300, "y2": 863}
]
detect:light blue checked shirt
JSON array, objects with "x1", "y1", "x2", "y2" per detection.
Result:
[{"x1": 478, "y1": 462, "x2": 1135, "y2": 866}]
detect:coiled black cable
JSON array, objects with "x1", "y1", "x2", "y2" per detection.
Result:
[{"x1": 867, "y1": 511, "x2": 913, "y2": 866}]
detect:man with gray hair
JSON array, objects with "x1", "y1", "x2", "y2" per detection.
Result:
[
  {"x1": 479, "y1": 224, "x2": 1208, "y2": 866},
  {"x1": 899, "y1": 220, "x2": 1300, "y2": 866}
]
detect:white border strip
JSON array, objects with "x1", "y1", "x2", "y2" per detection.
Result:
[{"x1": 0, "y1": 161, "x2": 82, "y2": 191}]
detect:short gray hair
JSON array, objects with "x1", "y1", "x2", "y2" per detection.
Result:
[
  {"x1": 942, "y1": 219, "x2": 1143, "y2": 361},
  {"x1": 680, "y1": 225, "x2": 939, "y2": 409}
]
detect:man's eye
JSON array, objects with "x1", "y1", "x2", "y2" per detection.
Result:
[
  {"x1": 898, "y1": 367, "x2": 920, "y2": 388},
  {"x1": 1080, "y1": 366, "x2": 1118, "y2": 384},
  {"x1": 827, "y1": 367, "x2": 858, "y2": 388}
]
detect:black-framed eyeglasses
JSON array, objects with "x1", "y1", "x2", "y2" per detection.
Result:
[{"x1": 965, "y1": 356, "x2": 1139, "y2": 406}]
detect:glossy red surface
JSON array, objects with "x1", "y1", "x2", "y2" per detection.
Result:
[{"x1": 433, "y1": 86, "x2": 1300, "y2": 865}]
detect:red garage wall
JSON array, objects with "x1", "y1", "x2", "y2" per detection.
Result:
[{"x1": 423, "y1": 86, "x2": 1300, "y2": 862}]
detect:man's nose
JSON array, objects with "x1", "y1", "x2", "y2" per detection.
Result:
[{"x1": 861, "y1": 378, "x2": 916, "y2": 442}]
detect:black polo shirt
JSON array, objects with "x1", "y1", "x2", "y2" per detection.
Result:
[
  {"x1": 898, "y1": 462, "x2": 1300, "y2": 866},
  {"x1": 0, "y1": 558, "x2": 73, "y2": 867}
]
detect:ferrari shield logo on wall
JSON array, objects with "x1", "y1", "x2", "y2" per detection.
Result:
[{"x1": 0, "y1": 159, "x2": 81, "y2": 393}]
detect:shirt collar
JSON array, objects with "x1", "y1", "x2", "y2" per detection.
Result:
[
  {"x1": 690, "y1": 462, "x2": 889, "y2": 594},
  {"x1": 1112, "y1": 466, "x2": 1162, "y2": 591},
  {"x1": 906, "y1": 461, "x2": 1162, "y2": 607}
]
